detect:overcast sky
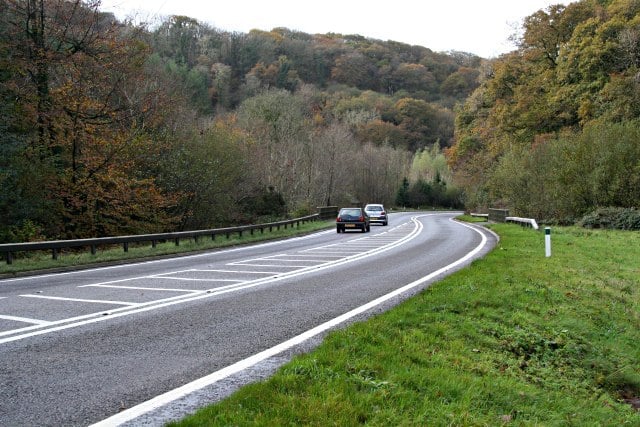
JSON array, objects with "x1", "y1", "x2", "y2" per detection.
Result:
[{"x1": 100, "y1": 0, "x2": 568, "y2": 58}]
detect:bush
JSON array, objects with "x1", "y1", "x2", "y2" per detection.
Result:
[{"x1": 578, "y1": 207, "x2": 640, "y2": 230}]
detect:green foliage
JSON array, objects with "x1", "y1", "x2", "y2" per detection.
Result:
[
  {"x1": 452, "y1": 0, "x2": 640, "y2": 219},
  {"x1": 401, "y1": 175, "x2": 464, "y2": 210},
  {"x1": 240, "y1": 186, "x2": 287, "y2": 222},
  {"x1": 395, "y1": 177, "x2": 410, "y2": 207},
  {"x1": 579, "y1": 207, "x2": 640, "y2": 230},
  {"x1": 487, "y1": 120, "x2": 640, "y2": 222},
  {"x1": 155, "y1": 122, "x2": 247, "y2": 230},
  {"x1": 409, "y1": 143, "x2": 451, "y2": 183}
]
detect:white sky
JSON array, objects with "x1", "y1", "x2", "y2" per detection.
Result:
[{"x1": 100, "y1": 0, "x2": 568, "y2": 58}]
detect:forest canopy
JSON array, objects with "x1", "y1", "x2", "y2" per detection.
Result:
[
  {"x1": 0, "y1": 0, "x2": 476, "y2": 242},
  {"x1": 449, "y1": 0, "x2": 640, "y2": 223},
  {"x1": 1, "y1": 0, "x2": 638, "y2": 243}
]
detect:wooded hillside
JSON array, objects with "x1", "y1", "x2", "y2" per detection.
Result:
[
  {"x1": 450, "y1": 0, "x2": 640, "y2": 223},
  {"x1": 2, "y1": 0, "x2": 637, "y2": 243},
  {"x1": 0, "y1": 0, "x2": 475, "y2": 242}
]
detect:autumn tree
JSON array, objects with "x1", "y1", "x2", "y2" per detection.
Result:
[
  {"x1": 0, "y1": 0, "x2": 176, "y2": 239},
  {"x1": 450, "y1": 0, "x2": 640, "y2": 220}
]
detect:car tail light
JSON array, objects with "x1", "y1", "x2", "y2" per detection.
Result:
[
  {"x1": 359, "y1": 215, "x2": 364, "y2": 221},
  {"x1": 336, "y1": 217, "x2": 341, "y2": 222}
]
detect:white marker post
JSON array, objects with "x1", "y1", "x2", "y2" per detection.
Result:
[{"x1": 545, "y1": 227, "x2": 551, "y2": 257}]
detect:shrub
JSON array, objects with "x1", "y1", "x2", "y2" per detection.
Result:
[{"x1": 578, "y1": 207, "x2": 640, "y2": 230}]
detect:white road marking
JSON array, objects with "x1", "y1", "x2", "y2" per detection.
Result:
[
  {"x1": 90, "y1": 216, "x2": 489, "y2": 427},
  {"x1": 190, "y1": 269, "x2": 279, "y2": 274},
  {"x1": 20, "y1": 294, "x2": 139, "y2": 306},
  {"x1": 0, "y1": 217, "x2": 424, "y2": 344},
  {"x1": 84, "y1": 285, "x2": 202, "y2": 293},
  {"x1": 0, "y1": 291, "x2": 213, "y2": 339},
  {"x1": 149, "y1": 276, "x2": 244, "y2": 282},
  {"x1": 0, "y1": 314, "x2": 52, "y2": 325},
  {"x1": 226, "y1": 263, "x2": 311, "y2": 268}
]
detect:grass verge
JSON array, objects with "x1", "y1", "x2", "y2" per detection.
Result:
[
  {"x1": 0, "y1": 220, "x2": 334, "y2": 277},
  {"x1": 170, "y1": 224, "x2": 640, "y2": 426}
]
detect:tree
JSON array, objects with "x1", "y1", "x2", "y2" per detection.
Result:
[
  {"x1": 396, "y1": 177, "x2": 410, "y2": 207},
  {"x1": 237, "y1": 88, "x2": 310, "y2": 207},
  {"x1": 0, "y1": 0, "x2": 176, "y2": 239},
  {"x1": 153, "y1": 15, "x2": 202, "y2": 68}
]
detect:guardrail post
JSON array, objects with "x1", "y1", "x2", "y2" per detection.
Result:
[
  {"x1": 123, "y1": 242, "x2": 129, "y2": 252},
  {"x1": 152, "y1": 240, "x2": 157, "y2": 248},
  {"x1": 194, "y1": 235, "x2": 199, "y2": 244},
  {"x1": 174, "y1": 238, "x2": 180, "y2": 246},
  {"x1": 91, "y1": 245, "x2": 97, "y2": 255},
  {"x1": 52, "y1": 248, "x2": 58, "y2": 260},
  {"x1": 7, "y1": 251, "x2": 13, "y2": 265}
]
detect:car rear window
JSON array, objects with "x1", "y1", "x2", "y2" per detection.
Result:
[{"x1": 339, "y1": 209, "x2": 362, "y2": 217}]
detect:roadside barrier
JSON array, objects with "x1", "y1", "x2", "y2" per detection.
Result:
[{"x1": 0, "y1": 214, "x2": 321, "y2": 265}]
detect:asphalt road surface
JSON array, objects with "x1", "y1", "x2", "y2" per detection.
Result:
[{"x1": 0, "y1": 212, "x2": 497, "y2": 426}]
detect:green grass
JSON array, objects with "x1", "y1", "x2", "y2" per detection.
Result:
[
  {"x1": 0, "y1": 220, "x2": 334, "y2": 276},
  {"x1": 456, "y1": 214, "x2": 488, "y2": 223},
  {"x1": 169, "y1": 224, "x2": 640, "y2": 426}
]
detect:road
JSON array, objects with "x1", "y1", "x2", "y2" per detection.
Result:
[{"x1": 0, "y1": 212, "x2": 497, "y2": 426}]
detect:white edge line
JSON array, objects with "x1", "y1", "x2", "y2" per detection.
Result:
[{"x1": 90, "y1": 217, "x2": 490, "y2": 426}]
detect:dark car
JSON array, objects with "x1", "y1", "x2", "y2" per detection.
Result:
[
  {"x1": 364, "y1": 203, "x2": 388, "y2": 226},
  {"x1": 336, "y1": 207, "x2": 370, "y2": 233}
]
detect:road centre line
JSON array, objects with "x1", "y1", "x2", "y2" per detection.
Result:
[
  {"x1": 20, "y1": 294, "x2": 139, "y2": 306},
  {"x1": 91, "y1": 216, "x2": 488, "y2": 426},
  {"x1": 0, "y1": 314, "x2": 52, "y2": 326},
  {"x1": 1, "y1": 218, "x2": 423, "y2": 344}
]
